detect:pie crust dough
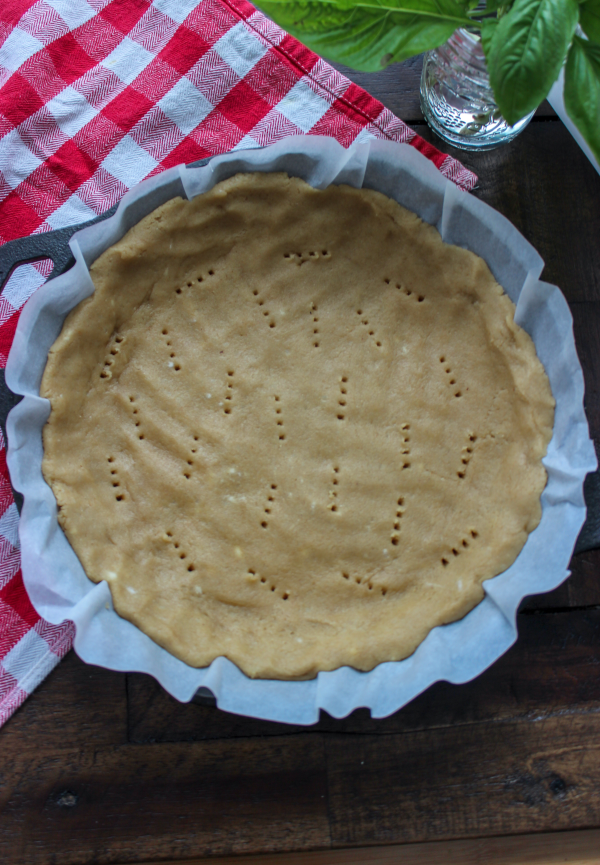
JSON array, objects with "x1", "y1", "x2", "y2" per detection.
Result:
[{"x1": 41, "y1": 173, "x2": 555, "y2": 679}]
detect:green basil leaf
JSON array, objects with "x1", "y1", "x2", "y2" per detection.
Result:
[
  {"x1": 480, "y1": 0, "x2": 513, "y2": 11},
  {"x1": 564, "y1": 35, "x2": 600, "y2": 164},
  {"x1": 580, "y1": 0, "x2": 600, "y2": 43},
  {"x1": 480, "y1": 17, "x2": 498, "y2": 58},
  {"x1": 486, "y1": 0, "x2": 579, "y2": 124},
  {"x1": 259, "y1": 0, "x2": 473, "y2": 70}
]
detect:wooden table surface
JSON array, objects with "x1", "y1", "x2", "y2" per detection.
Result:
[{"x1": 2, "y1": 57, "x2": 600, "y2": 865}]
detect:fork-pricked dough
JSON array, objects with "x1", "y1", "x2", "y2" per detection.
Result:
[{"x1": 41, "y1": 173, "x2": 554, "y2": 679}]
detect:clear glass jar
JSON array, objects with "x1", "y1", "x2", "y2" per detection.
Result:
[{"x1": 420, "y1": 27, "x2": 534, "y2": 151}]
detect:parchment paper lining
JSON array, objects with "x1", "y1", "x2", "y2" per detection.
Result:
[{"x1": 6, "y1": 137, "x2": 596, "y2": 724}]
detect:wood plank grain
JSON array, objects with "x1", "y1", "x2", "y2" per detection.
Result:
[
  {"x1": 571, "y1": 303, "x2": 600, "y2": 448},
  {"x1": 330, "y1": 57, "x2": 557, "y2": 123},
  {"x1": 326, "y1": 712, "x2": 600, "y2": 846},
  {"x1": 126, "y1": 828, "x2": 600, "y2": 865},
  {"x1": 0, "y1": 650, "x2": 127, "y2": 752},
  {"x1": 4, "y1": 714, "x2": 598, "y2": 864},
  {"x1": 0, "y1": 736, "x2": 329, "y2": 865},
  {"x1": 569, "y1": 302, "x2": 600, "y2": 561},
  {"x1": 330, "y1": 57, "x2": 423, "y2": 122},
  {"x1": 521, "y1": 549, "x2": 600, "y2": 611},
  {"x1": 127, "y1": 608, "x2": 600, "y2": 743},
  {"x1": 518, "y1": 578, "x2": 571, "y2": 611},
  {"x1": 567, "y1": 549, "x2": 600, "y2": 607}
]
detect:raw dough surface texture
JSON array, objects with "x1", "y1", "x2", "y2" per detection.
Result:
[{"x1": 41, "y1": 173, "x2": 555, "y2": 679}]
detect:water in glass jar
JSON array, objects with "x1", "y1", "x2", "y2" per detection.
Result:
[{"x1": 420, "y1": 28, "x2": 534, "y2": 152}]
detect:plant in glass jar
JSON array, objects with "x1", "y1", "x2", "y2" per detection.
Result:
[{"x1": 260, "y1": 0, "x2": 600, "y2": 157}]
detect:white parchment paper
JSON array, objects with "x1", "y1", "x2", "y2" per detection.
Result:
[{"x1": 6, "y1": 136, "x2": 597, "y2": 724}]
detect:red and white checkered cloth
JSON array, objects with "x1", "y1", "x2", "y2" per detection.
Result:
[{"x1": 0, "y1": 0, "x2": 476, "y2": 727}]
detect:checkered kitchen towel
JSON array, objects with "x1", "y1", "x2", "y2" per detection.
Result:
[{"x1": 0, "y1": 0, "x2": 476, "y2": 726}]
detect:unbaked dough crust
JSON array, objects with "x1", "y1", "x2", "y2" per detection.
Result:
[{"x1": 41, "y1": 173, "x2": 555, "y2": 679}]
